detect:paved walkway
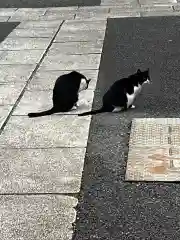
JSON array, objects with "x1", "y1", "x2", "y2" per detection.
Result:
[{"x1": 0, "y1": 1, "x2": 179, "y2": 239}]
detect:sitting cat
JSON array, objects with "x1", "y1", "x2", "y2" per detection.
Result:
[
  {"x1": 28, "y1": 71, "x2": 91, "y2": 118},
  {"x1": 78, "y1": 69, "x2": 150, "y2": 116}
]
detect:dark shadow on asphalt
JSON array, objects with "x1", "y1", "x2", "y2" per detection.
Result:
[
  {"x1": 0, "y1": 0, "x2": 100, "y2": 8},
  {"x1": 73, "y1": 16, "x2": 180, "y2": 240},
  {"x1": 0, "y1": 22, "x2": 19, "y2": 43}
]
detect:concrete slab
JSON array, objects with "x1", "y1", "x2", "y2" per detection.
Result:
[
  {"x1": 101, "y1": 0, "x2": 137, "y2": 6},
  {"x1": 0, "y1": 105, "x2": 13, "y2": 128},
  {"x1": 8, "y1": 28, "x2": 56, "y2": 38},
  {"x1": 43, "y1": 8, "x2": 77, "y2": 20},
  {"x1": 76, "y1": 6, "x2": 109, "y2": 19},
  {"x1": 17, "y1": 20, "x2": 62, "y2": 29},
  {"x1": 0, "y1": 195, "x2": 77, "y2": 240},
  {"x1": 108, "y1": 9, "x2": 140, "y2": 17},
  {"x1": 0, "y1": 38, "x2": 51, "y2": 50},
  {"x1": 0, "y1": 83, "x2": 24, "y2": 104},
  {"x1": 14, "y1": 89, "x2": 94, "y2": 115},
  {"x1": 49, "y1": 42, "x2": 103, "y2": 54},
  {"x1": 28, "y1": 69, "x2": 99, "y2": 91},
  {"x1": 126, "y1": 118, "x2": 180, "y2": 181},
  {"x1": 8, "y1": 8, "x2": 46, "y2": 21},
  {"x1": 0, "y1": 8, "x2": 17, "y2": 16},
  {"x1": 55, "y1": 29, "x2": 105, "y2": 42},
  {"x1": 61, "y1": 19, "x2": 107, "y2": 31},
  {"x1": 0, "y1": 115, "x2": 90, "y2": 148},
  {"x1": 0, "y1": 16, "x2": 9, "y2": 21},
  {"x1": 0, "y1": 148, "x2": 85, "y2": 193},
  {"x1": 0, "y1": 64, "x2": 34, "y2": 83},
  {"x1": 40, "y1": 53, "x2": 101, "y2": 70},
  {"x1": 0, "y1": 49, "x2": 45, "y2": 64}
]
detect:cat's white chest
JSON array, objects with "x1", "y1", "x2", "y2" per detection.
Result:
[{"x1": 126, "y1": 85, "x2": 142, "y2": 108}]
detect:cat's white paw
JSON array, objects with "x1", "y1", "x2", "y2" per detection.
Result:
[{"x1": 131, "y1": 105, "x2": 135, "y2": 109}]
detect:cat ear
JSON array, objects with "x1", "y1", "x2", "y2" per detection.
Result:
[
  {"x1": 87, "y1": 79, "x2": 91, "y2": 84},
  {"x1": 137, "y1": 69, "x2": 141, "y2": 73}
]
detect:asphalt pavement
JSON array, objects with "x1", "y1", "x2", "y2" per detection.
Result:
[
  {"x1": 73, "y1": 16, "x2": 180, "y2": 240},
  {"x1": 0, "y1": 0, "x2": 100, "y2": 8},
  {"x1": 0, "y1": 22, "x2": 19, "y2": 43}
]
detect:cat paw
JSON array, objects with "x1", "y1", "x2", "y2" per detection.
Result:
[{"x1": 131, "y1": 105, "x2": 135, "y2": 109}]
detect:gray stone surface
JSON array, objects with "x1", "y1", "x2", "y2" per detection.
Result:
[
  {"x1": 0, "y1": 83, "x2": 24, "y2": 104},
  {"x1": 0, "y1": 38, "x2": 51, "y2": 50},
  {"x1": 8, "y1": 28, "x2": 56, "y2": 38},
  {"x1": 101, "y1": 0, "x2": 137, "y2": 6},
  {"x1": 142, "y1": 10, "x2": 179, "y2": 16},
  {"x1": 0, "y1": 195, "x2": 77, "y2": 240},
  {"x1": 0, "y1": 50, "x2": 45, "y2": 64},
  {"x1": 139, "y1": 0, "x2": 177, "y2": 5},
  {"x1": 14, "y1": 89, "x2": 94, "y2": 115},
  {"x1": 108, "y1": 8, "x2": 140, "y2": 17},
  {"x1": 0, "y1": 8, "x2": 17, "y2": 16},
  {"x1": 8, "y1": 8, "x2": 46, "y2": 21},
  {"x1": 61, "y1": 19, "x2": 107, "y2": 31},
  {"x1": 43, "y1": 7, "x2": 78, "y2": 20},
  {"x1": 0, "y1": 105, "x2": 13, "y2": 128},
  {"x1": 0, "y1": 16, "x2": 9, "y2": 21},
  {"x1": 55, "y1": 29, "x2": 105, "y2": 42},
  {"x1": 0, "y1": 64, "x2": 35, "y2": 83},
  {"x1": 0, "y1": 148, "x2": 85, "y2": 193},
  {"x1": 40, "y1": 53, "x2": 101, "y2": 70},
  {"x1": 28, "y1": 69, "x2": 99, "y2": 90},
  {"x1": 0, "y1": 115, "x2": 90, "y2": 148},
  {"x1": 17, "y1": 20, "x2": 62, "y2": 29},
  {"x1": 76, "y1": 6, "x2": 109, "y2": 19},
  {"x1": 49, "y1": 41, "x2": 103, "y2": 54}
]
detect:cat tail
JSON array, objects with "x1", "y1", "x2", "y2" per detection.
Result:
[
  {"x1": 28, "y1": 107, "x2": 56, "y2": 118},
  {"x1": 78, "y1": 107, "x2": 105, "y2": 116}
]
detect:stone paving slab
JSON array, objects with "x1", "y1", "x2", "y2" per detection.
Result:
[
  {"x1": 55, "y1": 29, "x2": 105, "y2": 42},
  {"x1": 0, "y1": 195, "x2": 77, "y2": 240},
  {"x1": 17, "y1": 20, "x2": 62, "y2": 29},
  {"x1": 40, "y1": 53, "x2": 101, "y2": 70},
  {"x1": 76, "y1": 6, "x2": 109, "y2": 19},
  {"x1": 0, "y1": 49, "x2": 45, "y2": 64},
  {"x1": 0, "y1": 116, "x2": 90, "y2": 148},
  {"x1": 14, "y1": 89, "x2": 94, "y2": 115},
  {"x1": 108, "y1": 8, "x2": 141, "y2": 17},
  {"x1": 0, "y1": 64, "x2": 34, "y2": 83},
  {"x1": 49, "y1": 41, "x2": 103, "y2": 54},
  {"x1": 0, "y1": 8, "x2": 17, "y2": 16},
  {"x1": 126, "y1": 118, "x2": 180, "y2": 181},
  {"x1": 8, "y1": 28, "x2": 57, "y2": 38},
  {"x1": 0, "y1": 16, "x2": 9, "y2": 21},
  {"x1": 0, "y1": 38, "x2": 51, "y2": 50},
  {"x1": 0, "y1": 148, "x2": 85, "y2": 193},
  {"x1": 0, "y1": 83, "x2": 24, "y2": 105},
  {"x1": 61, "y1": 19, "x2": 107, "y2": 31},
  {"x1": 101, "y1": 0, "x2": 138, "y2": 6},
  {"x1": 0, "y1": 105, "x2": 13, "y2": 128},
  {"x1": 142, "y1": 10, "x2": 180, "y2": 16},
  {"x1": 27, "y1": 69, "x2": 99, "y2": 91}
]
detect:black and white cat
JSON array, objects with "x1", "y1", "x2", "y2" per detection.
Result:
[
  {"x1": 28, "y1": 71, "x2": 91, "y2": 118},
  {"x1": 78, "y1": 69, "x2": 150, "y2": 116}
]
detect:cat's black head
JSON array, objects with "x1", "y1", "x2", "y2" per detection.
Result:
[{"x1": 137, "y1": 68, "x2": 151, "y2": 85}]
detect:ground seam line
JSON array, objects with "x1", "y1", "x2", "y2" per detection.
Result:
[{"x1": 0, "y1": 20, "x2": 65, "y2": 134}]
